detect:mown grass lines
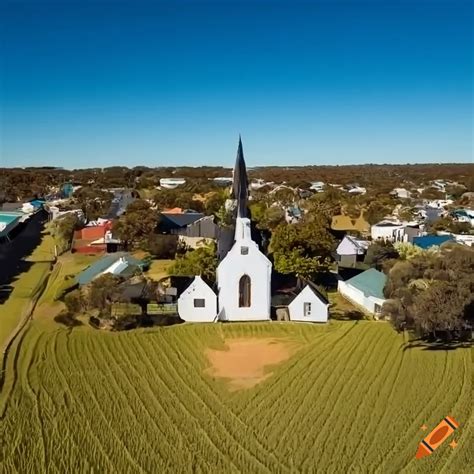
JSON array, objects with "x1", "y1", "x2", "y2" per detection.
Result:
[{"x1": 0, "y1": 321, "x2": 471, "y2": 473}]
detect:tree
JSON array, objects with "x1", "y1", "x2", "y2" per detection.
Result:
[
  {"x1": 64, "y1": 289, "x2": 84, "y2": 314},
  {"x1": 88, "y1": 274, "x2": 124, "y2": 314},
  {"x1": 113, "y1": 199, "x2": 158, "y2": 249},
  {"x1": 145, "y1": 234, "x2": 178, "y2": 259},
  {"x1": 382, "y1": 244, "x2": 474, "y2": 341},
  {"x1": 270, "y1": 214, "x2": 334, "y2": 280},
  {"x1": 205, "y1": 190, "x2": 228, "y2": 216},
  {"x1": 50, "y1": 213, "x2": 80, "y2": 253},
  {"x1": 169, "y1": 242, "x2": 217, "y2": 282},
  {"x1": 73, "y1": 187, "x2": 113, "y2": 221},
  {"x1": 364, "y1": 242, "x2": 399, "y2": 269}
]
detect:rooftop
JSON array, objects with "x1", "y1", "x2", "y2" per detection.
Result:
[{"x1": 344, "y1": 268, "x2": 387, "y2": 300}]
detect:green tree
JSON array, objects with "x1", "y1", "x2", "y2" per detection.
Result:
[
  {"x1": 270, "y1": 215, "x2": 334, "y2": 280},
  {"x1": 50, "y1": 213, "x2": 80, "y2": 254},
  {"x1": 169, "y1": 242, "x2": 217, "y2": 282},
  {"x1": 364, "y1": 242, "x2": 399, "y2": 269},
  {"x1": 113, "y1": 199, "x2": 158, "y2": 249}
]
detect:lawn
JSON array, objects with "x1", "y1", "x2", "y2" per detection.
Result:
[
  {"x1": 0, "y1": 229, "x2": 56, "y2": 359},
  {"x1": 0, "y1": 320, "x2": 471, "y2": 473},
  {"x1": 146, "y1": 258, "x2": 173, "y2": 281}
]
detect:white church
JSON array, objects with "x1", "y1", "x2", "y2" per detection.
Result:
[{"x1": 177, "y1": 138, "x2": 328, "y2": 323}]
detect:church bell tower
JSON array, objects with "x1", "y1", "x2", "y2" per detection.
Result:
[{"x1": 216, "y1": 138, "x2": 272, "y2": 321}]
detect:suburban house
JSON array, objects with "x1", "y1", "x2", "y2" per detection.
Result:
[
  {"x1": 335, "y1": 235, "x2": 370, "y2": 268},
  {"x1": 390, "y1": 187, "x2": 411, "y2": 199},
  {"x1": 76, "y1": 252, "x2": 146, "y2": 285},
  {"x1": 158, "y1": 210, "x2": 206, "y2": 234},
  {"x1": 72, "y1": 220, "x2": 114, "y2": 253},
  {"x1": 451, "y1": 209, "x2": 474, "y2": 227},
  {"x1": 347, "y1": 185, "x2": 367, "y2": 195},
  {"x1": 412, "y1": 235, "x2": 454, "y2": 250},
  {"x1": 159, "y1": 178, "x2": 186, "y2": 189},
  {"x1": 309, "y1": 181, "x2": 325, "y2": 192},
  {"x1": 272, "y1": 280, "x2": 329, "y2": 323},
  {"x1": 177, "y1": 276, "x2": 217, "y2": 322},
  {"x1": 212, "y1": 177, "x2": 233, "y2": 186},
  {"x1": 391, "y1": 224, "x2": 423, "y2": 243},
  {"x1": 338, "y1": 268, "x2": 387, "y2": 317},
  {"x1": 371, "y1": 220, "x2": 403, "y2": 241},
  {"x1": 288, "y1": 284, "x2": 329, "y2": 323},
  {"x1": 0, "y1": 211, "x2": 30, "y2": 243}
]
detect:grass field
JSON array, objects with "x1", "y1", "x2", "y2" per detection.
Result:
[
  {"x1": 0, "y1": 230, "x2": 55, "y2": 358},
  {"x1": 0, "y1": 320, "x2": 472, "y2": 473}
]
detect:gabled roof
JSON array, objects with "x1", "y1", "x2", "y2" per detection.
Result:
[
  {"x1": 76, "y1": 252, "x2": 144, "y2": 285},
  {"x1": 160, "y1": 212, "x2": 204, "y2": 228},
  {"x1": 344, "y1": 268, "x2": 387, "y2": 300}
]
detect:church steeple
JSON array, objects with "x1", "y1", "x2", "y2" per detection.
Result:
[{"x1": 232, "y1": 136, "x2": 248, "y2": 218}]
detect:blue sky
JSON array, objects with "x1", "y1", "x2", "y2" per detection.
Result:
[{"x1": 0, "y1": 0, "x2": 472, "y2": 168}]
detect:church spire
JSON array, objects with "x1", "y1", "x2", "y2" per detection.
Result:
[{"x1": 232, "y1": 135, "x2": 248, "y2": 218}]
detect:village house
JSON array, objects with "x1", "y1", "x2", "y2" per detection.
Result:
[
  {"x1": 159, "y1": 178, "x2": 186, "y2": 189},
  {"x1": 76, "y1": 252, "x2": 146, "y2": 285},
  {"x1": 335, "y1": 235, "x2": 370, "y2": 268},
  {"x1": 272, "y1": 280, "x2": 329, "y2": 323},
  {"x1": 338, "y1": 268, "x2": 387, "y2": 317},
  {"x1": 390, "y1": 187, "x2": 411, "y2": 199},
  {"x1": 177, "y1": 275, "x2": 217, "y2": 322}
]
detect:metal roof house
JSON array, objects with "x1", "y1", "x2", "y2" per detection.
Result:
[
  {"x1": 76, "y1": 252, "x2": 146, "y2": 285},
  {"x1": 337, "y1": 268, "x2": 387, "y2": 317}
]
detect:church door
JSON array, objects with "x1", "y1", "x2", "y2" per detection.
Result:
[{"x1": 238, "y1": 275, "x2": 251, "y2": 307}]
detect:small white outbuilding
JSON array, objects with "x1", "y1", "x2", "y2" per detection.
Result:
[
  {"x1": 288, "y1": 284, "x2": 329, "y2": 323},
  {"x1": 177, "y1": 276, "x2": 217, "y2": 323}
]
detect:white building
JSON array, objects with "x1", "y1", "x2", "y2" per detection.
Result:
[
  {"x1": 338, "y1": 268, "x2": 387, "y2": 317},
  {"x1": 216, "y1": 138, "x2": 272, "y2": 321},
  {"x1": 177, "y1": 276, "x2": 217, "y2": 322},
  {"x1": 391, "y1": 187, "x2": 411, "y2": 199},
  {"x1": 288, "y1": 284, "x2": 329, "y2": 323},
  {"x1": 310, "y1": 181, "x2": 325, "y2": 192},
  {"x1": 336, "y1": 235, "x2": 370, "y2": 267},
  {"x1": 159, "y1": 178, "x2": 186, "y2": 189},
  {"x1": 371, "y1": 220, "x2": 404, "y2": 241}
]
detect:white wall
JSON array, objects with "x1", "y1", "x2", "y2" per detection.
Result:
[
  {"x1": 217, "y1": 218, "x2": 272, "y2": 321},
  {"x1": 338, "y1": 281, "x2": 385, "y2": 315},
  {"x1": 288, "y1": 285, "x2": 328, "y2": 323},
  {"x1": 177, "y1": 276, "x2": 217, "y2": 322},
  {"x1": 371, "y1": 224, "x2": 403, "y2": 241}
]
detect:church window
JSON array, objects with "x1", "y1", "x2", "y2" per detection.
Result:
[
  {"x1": 238, "y1": 275, "x2": 251, "y2": 307},
  {"x1": 194, "y1": 298, "x2": 205, "y2": 308},
  {"x1": 304, "y1": 302, "x2": 312, "y2": 317},
  {"x1": 240, "y1": 246, "x2": 249, "y2": 255}
]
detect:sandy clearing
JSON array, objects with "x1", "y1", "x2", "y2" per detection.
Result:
[{"x1": 205, "y1": 338, "x2": 299, "y2": 391}]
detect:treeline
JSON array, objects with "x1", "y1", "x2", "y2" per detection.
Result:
[{"x1": 1, "y1": 163, "x2": 473, "y2": 202}]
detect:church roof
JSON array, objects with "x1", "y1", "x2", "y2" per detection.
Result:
[{"x1": 232, "y1": 136, "x2": 248, "y2": 218}]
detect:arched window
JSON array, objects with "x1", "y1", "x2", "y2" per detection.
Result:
[{"x1": 238, "y1": 275, "x2": 251, "y2": 308}]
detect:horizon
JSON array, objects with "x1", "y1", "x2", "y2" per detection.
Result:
[{"x1": 1, "y1": 0, "x2": 472, "y2": 168}]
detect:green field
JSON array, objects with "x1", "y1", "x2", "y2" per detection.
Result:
[
  {"x1": 0, "y1": 320, "x2": 472, "y2": 473},
  {"x1": 0, "y1": 230, "x2": 55, "y2": 359}
]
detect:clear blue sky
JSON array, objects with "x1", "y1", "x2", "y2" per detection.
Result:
[{"x1": 0, "y1": 0, "x2": 472, "y2": 168}]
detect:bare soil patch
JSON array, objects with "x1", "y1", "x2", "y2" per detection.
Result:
[{"x1": 205, "y1": 338, "x2": 299, "y2": 391}]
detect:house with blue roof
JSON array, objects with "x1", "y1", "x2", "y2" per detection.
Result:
[
  {"x1": 412, "y1": 235, "x2": 454, "y2": 250},
  {"x1": 338, "y1": 268, "x2": 387, "y2": 317},
  {"x1": 76, "y1": 252, "x2": 146, "y2": 285}
]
